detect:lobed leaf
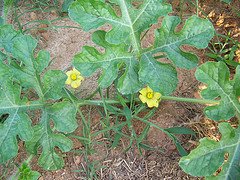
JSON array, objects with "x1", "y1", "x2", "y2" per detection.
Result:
[
  {"x1": 42, "y1": 70, "x2": 67, "y2": 100},
  {"x1": 146, "y1": 15, "x2": 214, "y2": 69},
  {"x1": 73, "y1": 30, "x2": 143, "y2": 94},
  {"x1": 26, "y1": 101, "x2": 77, "y2": 170},
  {"x1": 9, "y1": 35, "x2": 47, "y2": 96},
  {"x1": 0, "y1": 25, "x2": 77, "y2": 170},
  {"x1": 139, "y1": 54, "x2": 177, "y2": 95},
  {"x1": 179, "y1": 122, "x2": 240, "y2": 179},
  {"x1": 195, "y1": 62, "x2": 240, "y2": 120},
  {"x1": 69, "y1": 0, "x2": 172, "y2": 49},
  {"x1": 70, "y1": 3, "x2": 214, "y2": 95},
  {"x1": 47, "y1": 101, "x2": 78, "y2": 133},
  {"x1": 0, "y1": 82, "x2": 33, "y2": 163},
  {"x1": 10, "y1": 34, "x2": 66, "y2": 100},
  {"x1": 139, "y1": 15, "x2": 214, "y2": 94}
]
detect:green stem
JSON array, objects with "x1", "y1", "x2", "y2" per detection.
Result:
[
  {"x1": 77, "y1": 99, "x2": 122, "y2": 106},
  {"x1": 161, "y1": 96, "x2": 219, "y2": 105},
  {"x1": 180, "y1": 0, "x2": 184, "y2": 19},
  {"x1": 76, "y1": 96, "x2": 219, "y2": 106},
  {"x1": 99, "y1": 88, "x2": 111, "y2": 136},
  {"x1": 196, "y1": 0, "x2": 199, "y2": 16}
]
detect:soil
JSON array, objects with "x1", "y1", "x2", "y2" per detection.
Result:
[{"x1": 0, "y1": 0, "x2": 239, "y2": 179}]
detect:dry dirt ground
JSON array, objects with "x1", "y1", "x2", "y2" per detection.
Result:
[{"x1": 0, "y1": 0, "x2": 239, "y2": 179}]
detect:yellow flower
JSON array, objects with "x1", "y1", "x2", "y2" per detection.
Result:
[
  {"x1": 139, "y1": 86, "x2": 162, "y2": 108},
  {"x1": 65, "y1": 68, "x2": 84, "y2": 88}
]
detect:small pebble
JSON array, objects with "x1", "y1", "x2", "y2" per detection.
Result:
[
  {"x1": 30, "y1": 12, "x2": 38, "y2": 20},
  {"x1": 74, "y1": 156, "x2": 81, "y2": 165},
  {"x1": 41, "y1": 32, "x2": 50, "y2": 41}
]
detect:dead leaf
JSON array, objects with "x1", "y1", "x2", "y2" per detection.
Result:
[
  {"x1": 216, "y1": 14, "x2": 225, "y2": 27},
  {"x1": 38, "y1": 24, "x2": 48, "y2": 33}
]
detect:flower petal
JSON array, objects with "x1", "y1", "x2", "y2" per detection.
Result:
[
  {"x1": 154, "y1": 92, "x2": 161, "y2": 100},
  {"x1": 146, "y1": 99, "x2": 159, "y2": 108},
  {"x1": 73, "y1": 68, "x2": 81, "y2": 76},
  {"x1": 71, "y1": 80, "x2": 81, "y2": 88},
  {"x1": 139, "y1": 94, "x2": 148, "y2": 103},
  {"x1": 139, "y1": 87, "x2": 148, "y2": 95},
  {"x1": 77, "y1": 75, "x2": 84, "y2": 81},
  {"x1": 146, "y1": 86, "x2": 153, "y2": 93},
  {"x1": 66, "y1": 70, "x2": 73, "y2": 76},
  {"x1": 65, "y1": 77, "x2": 72, "y2": 85}
]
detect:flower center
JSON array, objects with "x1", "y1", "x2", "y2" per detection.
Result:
[
  {"x1": 146, "y1": 92, "x2": 154, "y2": 99},
  {"x1": 70, "y1": 73, "x2": 77, "y2": 81}
]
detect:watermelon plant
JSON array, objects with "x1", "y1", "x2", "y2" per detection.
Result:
[{"x1": 0, "y1": 0, "x2": 239, "y2": 179}]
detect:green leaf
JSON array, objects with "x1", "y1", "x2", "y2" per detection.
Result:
[
  {"x1": 69, "y1": 0, "x2": 172, "y2": 49},
  {"x1": 0, "y1": 51, "x2": 7, "y2": 60},
  {"x1": 17, "y1": 162, "x2": 41, "y2": 180},
  {"x1": 70, "y1": 4, "x2": 214, "y2": 95},
  {"x1": 0, "y1": 82, "x2": 33, "y2": 163},
  {"x1": 137, "y1": 124, "x2": 150, "y2": 143},
  {"x1": 42, "y1": 70, "x2": 67, "y2": 100},
  {"x1": 221, "y1": 0, "x2": 233, "y2": 4},
  {"x1": 11, "y1": 35, "x2": 67, "y2": 99},
  {"x1": 234, "y1": 65, "x2": 240, "y2": 97},
  {"x1": 10, "y1": 62, "x2": 41, "y2": 94},
  {"x1": 62, "y1": 0, "x2": 75, "y2": 12},
  {"x1": 195, "y1": 62, "x2": 240, "y2": 120},
  {"x1": 146, "y1": 15, "x2": 214, "y2": 69},
  {"x1": 111, "y1": 121, "x2": 125, "y2": 148},
  {"x1": 73, "y1": 30, "x2": 142, "y2": 94},
  {"x1": 26, "y1": 124, "x2": 72, "y2": 170},
  {"x1": 26, "y1": 101, "x2": 77, "y2": 170},
  {"x1": 12, "y1": 35, "x2": 38, "y2": 68},
  {"x1": 172, "y1": 136, "x2": 188, "y2": 156},
  {"x1": 0, "y1": 17, "x2": 4, "y2": 25},
  {"x1": 179, "y1": 123, "x2": 240, "y2": 179},
  {"x1": 117, "y1": 58, "x2": 142, "y2": 94},
  {"x1": 0, "y1": 25, "x2": 78, "y2": 171},
  {"x1": 0, "y1": 25, "x2": 21, "y2": 52},
  {"x1": 10, "y1": 35, "x2": 44, "y2": 95},
  {"x1": 165, "y1": 126, "x2": 196, "y2": 135},
  {"x1": 0, "y1": 25, "x2": 77, "y2": 170},
  {"x1": 139, "y1": 54, "x2": 177, "y2": 95},
  {"x1": 138, "y1": 15, "x2": 214, "y2": 94},
  {"x1": 35, "y1": 50, "x2": 51, "y2": 73},
  {"x1": 0, "y1": 61, "x2": 11, "y2": 82},
  {"x1": 47, "y1": 101, "x2": 78, "y2": 133}
]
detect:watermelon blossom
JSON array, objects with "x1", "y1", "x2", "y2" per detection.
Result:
[
  {"x1": 139, "y1": 86, "x2": 162, "y2": 108},
  {"x1": 65, "y1": 68, "x2": 84, "y2": 88}
]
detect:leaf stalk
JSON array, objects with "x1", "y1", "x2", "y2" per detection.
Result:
[{"x1": 76, "y1": 96, "x2": 220, "y2": 106}]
